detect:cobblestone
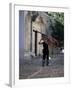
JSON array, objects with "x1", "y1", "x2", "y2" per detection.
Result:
[{"x1": 19, "y1": 53, "x2": 64, "y2": 79}]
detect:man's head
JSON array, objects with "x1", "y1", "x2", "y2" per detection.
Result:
[
  {"x1": 40, "y1": 39, "x2": 44, "y2": 43},
  {"x1": 42, "y1": 35, "x2": 48, "y2": 42}
]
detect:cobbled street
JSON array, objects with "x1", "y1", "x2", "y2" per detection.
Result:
[{"x1": 19, "y1": 53, "x2": 64, "y2": 79}]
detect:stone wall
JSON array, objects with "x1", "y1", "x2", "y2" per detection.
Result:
[{"x1": 23, "y1": 11, "x2": 57, "y2": 57}]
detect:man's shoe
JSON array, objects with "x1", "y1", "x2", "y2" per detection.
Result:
[
  {"x1": 42, "y1": 61, "x2": 45, "y2": 67},
  {"x1": 46, "y1": 61, "x2": 49, "y2": 66}
]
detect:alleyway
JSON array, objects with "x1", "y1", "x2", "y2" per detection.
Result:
[{"x1": 19, "y1": 53, "x2": 64, "y2": 79}]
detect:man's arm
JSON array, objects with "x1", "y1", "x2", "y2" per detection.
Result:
[
  {"x1": 39, "y1": 42, "x2": 43, "y2": 44},
  {"x1": 39, "y1": 39, "x2": 44, "y2": 44}
]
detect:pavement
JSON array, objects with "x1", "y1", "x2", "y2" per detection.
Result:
[{"x1": 19, "y1": 53, "x2": 64, "y2": 79}]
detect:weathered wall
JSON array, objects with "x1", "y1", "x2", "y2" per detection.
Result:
[{"x1": 23, "y1": 11, "x2": 56, "y2": 57}]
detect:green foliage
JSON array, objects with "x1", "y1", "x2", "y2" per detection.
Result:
[
  {"x1": 47, "y1": 12, "x2": 64, "y2": 25},
  {"x1": 47, "y1": 12, "x2": 64, "y2": 47},
  {"x1": 52, "y1": 20, "x2": 64, "y2": 46}
]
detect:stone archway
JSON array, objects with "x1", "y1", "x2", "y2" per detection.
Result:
[{"x1": 24, "y1": 11, "x2": 54, "y2": 57}]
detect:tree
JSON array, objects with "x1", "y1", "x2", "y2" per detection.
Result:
[{"x1": 47, "y1": 12, "x2": 64, "y2": 47}]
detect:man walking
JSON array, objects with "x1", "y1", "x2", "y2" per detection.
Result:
[{"x1": 39, "y1": 38, "x2": 49, "y2": 67}]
